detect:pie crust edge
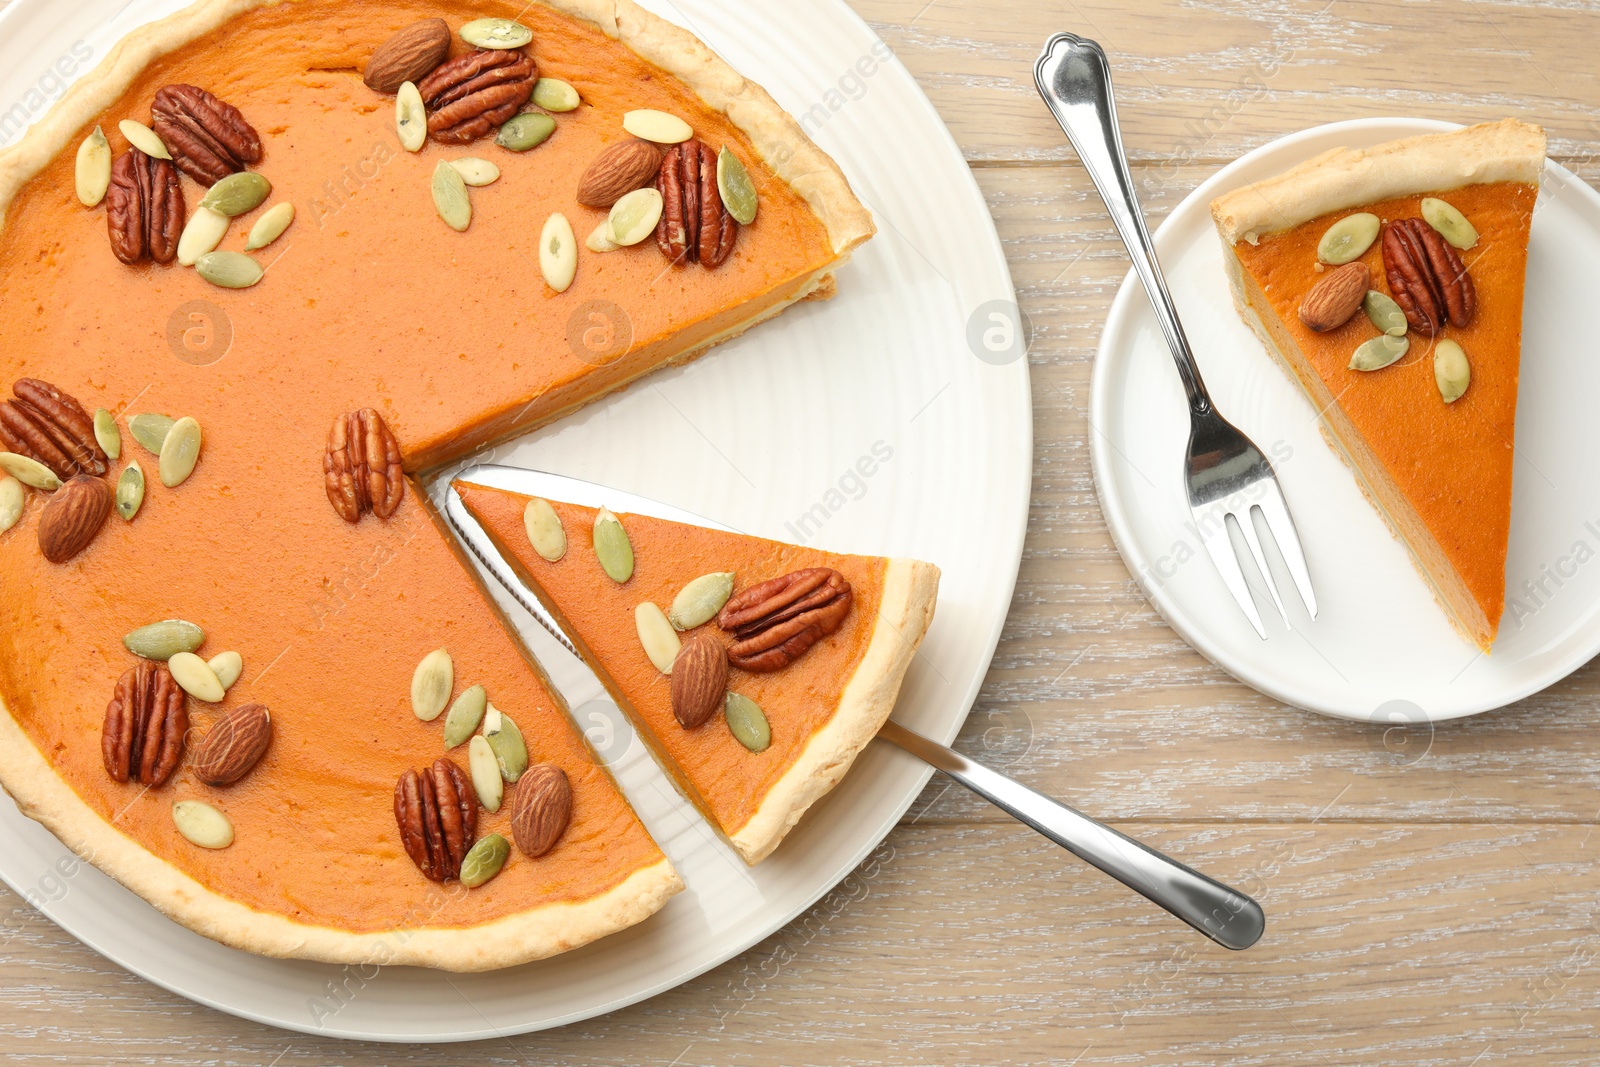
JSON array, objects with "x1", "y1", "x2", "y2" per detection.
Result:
[
  {"x1": 727, "y1": 556, "x2": 940, "y2": 864},
  {"x1": 0, "y1": 696, "x2": 685, "y2": 970},
  {"x1": 1209, "y1": 118, "x2": 1546, "y2": 245}
]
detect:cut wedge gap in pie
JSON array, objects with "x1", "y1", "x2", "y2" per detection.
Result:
[
  {"x1": 453, "y1": 480, "x2": 940, "y2": 864},
  {"x1": 1210, "y1": 118, "x2": 1546, "y2": 651}
]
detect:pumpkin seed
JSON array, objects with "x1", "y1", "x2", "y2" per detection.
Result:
[
  {"x1": 129, "y1": 413, "x2": 175, "y2": 455},
  {"x1": 200, "y1": 172, "x2": 271, "y2": 217},
  {"x1": 124, "y1": 618, "x2": 205, "y2": 660},
  {"x1": 592, "y1": 507, "x2": 633, "y2": 582},
  {"x1": 1317, "y1": 212, "x2": 1380, "y2": 265},
  {"x1": 532, "y1": 78, "x2": 580, "y2": 112},
  {"x1": 495, "y1": 112, "x2": 555, "y2": 152},
  {"x1": 1421, "y1": 197, "x2": 1478, "y2": 250},
  {"x1": 195, "y1": 251, "x2": 263, "y2": 289},
  {"x1": 158, "y1": 416, "x2": 202, "y2": 487},
  {"x1": 169, "y1": 651, "x2": 226, "y2": 702},
  {"x1": 1435, "y1": 339, "x2": 1471, "y2": 402},
  {"x1": 607, "y1": 187, "x2": 663, "y2": 247},
  {"x1": 635, "y1": 602, "x2": 681, "y2": 673},
  {"x1": 115, "y1": 462, "x2": 144, "y2": 520},
  {"x1": 246, "y1": 202, "x2": 295, "y2": 250},
  {"x1": 459, "y1": 833, "x2": 510, "y2": 888},
  {"x1": 449, "y1": 157, "x2": 500, "y2": 186},
  {"x1": 443, "y1": 684, "x2": 487, "y2": 748},
  {"x1": 411, "y1": 647, "x2": 454, "y2": 721},
  {"x1": 523, "y1": 497, "x2": 566, "y2": 561},
  {"x1": 172, "y1": 800, "x2": 233, "y2": 849},
  {"x1": 0, "y1": 476, "x2": 23, "y2": 534},
  {"x1": 468, "y1": 735, "x2": 504, "y2": 812},
  {"x1": 208, "y1": 650, "x2": 243, "y2": 691},
  {"x1": 716, "y1": 147, "x2": 758, "y2": 225},
  {"x1": 622, "y1": 109, "x2": 692, "y2": 144},
  {"x1": 460, "y1": 17, "x2": 532, "y2": 49},
  {"x1": 1362, "y1": 290, "x2": 1408, "y2": 337},
  {"x1": 432, "y1": 160, "x2": 471, "y2": 232},
  {"x1": 92, "y1": 408, "x2": 121, "y2": 460},
  {"x1": 1349, "y1": 333, "x2": 1409, "y2": 372},
  {"x1": 76, "y1": 126, "x2": 111, "y2": 207},
  {"x1": 668, "y1": 572, "x2": 735, "y2": 630},
  {"x1": 396, "y1": 81, "x2": 427, "y2": 153},
  {"x1": 118, "y1": 119, "x2": 171, "y2": 160},
  {"x1": 177, "y1": 206, "x2": 229, "y2": 266},
  {"x1": 483, "y1": 705, "x2": 528, "y2": 782},
  {"x1": 724, "y1": 692, "x2": 770, "y2": 753},
  {"x1": 0, "y1": 452, "x2": 60, "y2": 491},
  {"x1": 586, "y1": 221, "x2": 620, "y2": 253},
  {"x1": 540, "y1": 212, "x2": 576, "y2": 292}
]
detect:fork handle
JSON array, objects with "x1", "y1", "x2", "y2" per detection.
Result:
[
  {"x1": 878, "y1": 719, "x2": 1265, "y2": 950},
  {"x1": 1034, "y1": 32, "x2": 1213, "y2": 416}
]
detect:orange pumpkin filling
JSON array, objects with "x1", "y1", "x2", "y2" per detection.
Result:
[
  {"x1": 454, "y1": 482, "x2": 888, "y2": 842},
  {"x1": 0, "y1": 0, "x2": 848, "y2": 937},
  {"x1": 1229, "y1": 182, "x2": 1536, "y2": 646}
]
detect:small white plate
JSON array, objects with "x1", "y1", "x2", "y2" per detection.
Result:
[
  {"x1": 1092, "y1": 117, "x2": 1600, "y2": 723},
  {"x1": 0, "y1": 0, "x2": 1029, "y2": 1042}
]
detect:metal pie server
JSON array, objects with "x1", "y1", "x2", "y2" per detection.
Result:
[{"x1": 444, "y1": 464, "x2": 1265, "y2": 949}]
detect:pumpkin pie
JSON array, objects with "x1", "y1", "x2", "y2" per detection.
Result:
[
  {"x1": 0, "y1": 0, "x2": 873, "y2": 969},
  {"x1": 453, "y1": 481, "x2": 940, "y2": 864},
  {"x1": 1210, "y1": 119, "x2": 1545, "y2": 649}
]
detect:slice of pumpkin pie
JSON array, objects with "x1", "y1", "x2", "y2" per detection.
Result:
[
  {"x1": 1210, "y1": 119, "x2": 1545, "y2": 649},
  {"x1": 454, "y1": 480, "x2": 940, "y2": 864}
]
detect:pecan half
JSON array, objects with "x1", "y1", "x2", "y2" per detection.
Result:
[
  {"x1": 417, "y1": 50, "x2": 537, "y2": 145},
  {"x1": 106, "y1": 149, "x2": 184, "y2": 265},
  {"x1": 0, "y1": 378, "x2": 109, "y2": 479},
  {"x1": 394, "y1": 759, "x2": 477, "y2": 882},
  {"x1": 717, "y1": 568, "x2": 853, "y2": 672},
  {"x1": 151, "y1": 84, "x2": 263, "y2": 186},
  {"x1": 323, "y1": 408, "x2": 404, "y2": 523},
  {"x1": 1381, "y1": 218, "x2": 1476, "y2": 335},
  {"x1": 655, "y1": 139, "x2": 738, "y2": 269},
  {"x1": 102, "y1": 660, "x2": 188, "y2": 787}
]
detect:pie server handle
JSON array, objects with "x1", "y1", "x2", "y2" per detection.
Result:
[{"x1": 878, "y1": 719, "x2": 1266, "y2": 950}]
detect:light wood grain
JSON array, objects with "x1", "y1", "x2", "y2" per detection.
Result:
[{"x1": 5, "y1": 0, "x2": 1600, "y2": 1062}]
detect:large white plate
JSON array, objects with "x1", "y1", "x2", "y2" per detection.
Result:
[
  {"x1": 0, "y1": 0, "x2": 1029, "y2": 1041},
  {"x1": 1092, "y1": 117, "x2": 1600, "y2": 723}
]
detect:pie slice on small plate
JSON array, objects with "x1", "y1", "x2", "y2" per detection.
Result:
[
  {"x1": 1210, "y1": 118, "x2": 1546, "y2": 650},
  {"x1": 452, "y1": 473, "x2": 939, "y2": 864}
]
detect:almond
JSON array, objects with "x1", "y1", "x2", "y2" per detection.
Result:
[
  {"x1": 1298, "y1": 261, "x2": 1370, "y2": 333},
  {"x1": 510, "y1": 764, "x2": 572, "y2": 858},
  {"x1": 191, "y1": 703, "x2": 273, "y2": 786},
  {"x1": 670, "y1": 632, "x2": 728, "y2": 728},
  {"x1": 576, "y1": 139, "x2": 664, "y2": 209},
  {"x1": 364, "y1": 18, "x2": 452, "y2": 94},
  {"x1": 37, "y1": 474, "x2": 110, "y2": 563}
]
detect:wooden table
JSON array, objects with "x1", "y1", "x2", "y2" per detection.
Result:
[{"x1": 6, "y1": 1, "x2": 1600, "y2": 1062}]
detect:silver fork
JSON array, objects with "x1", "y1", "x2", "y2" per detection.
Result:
[{"x1": 1034, "y1": 33, "x2": 1317, "y2": 637}]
